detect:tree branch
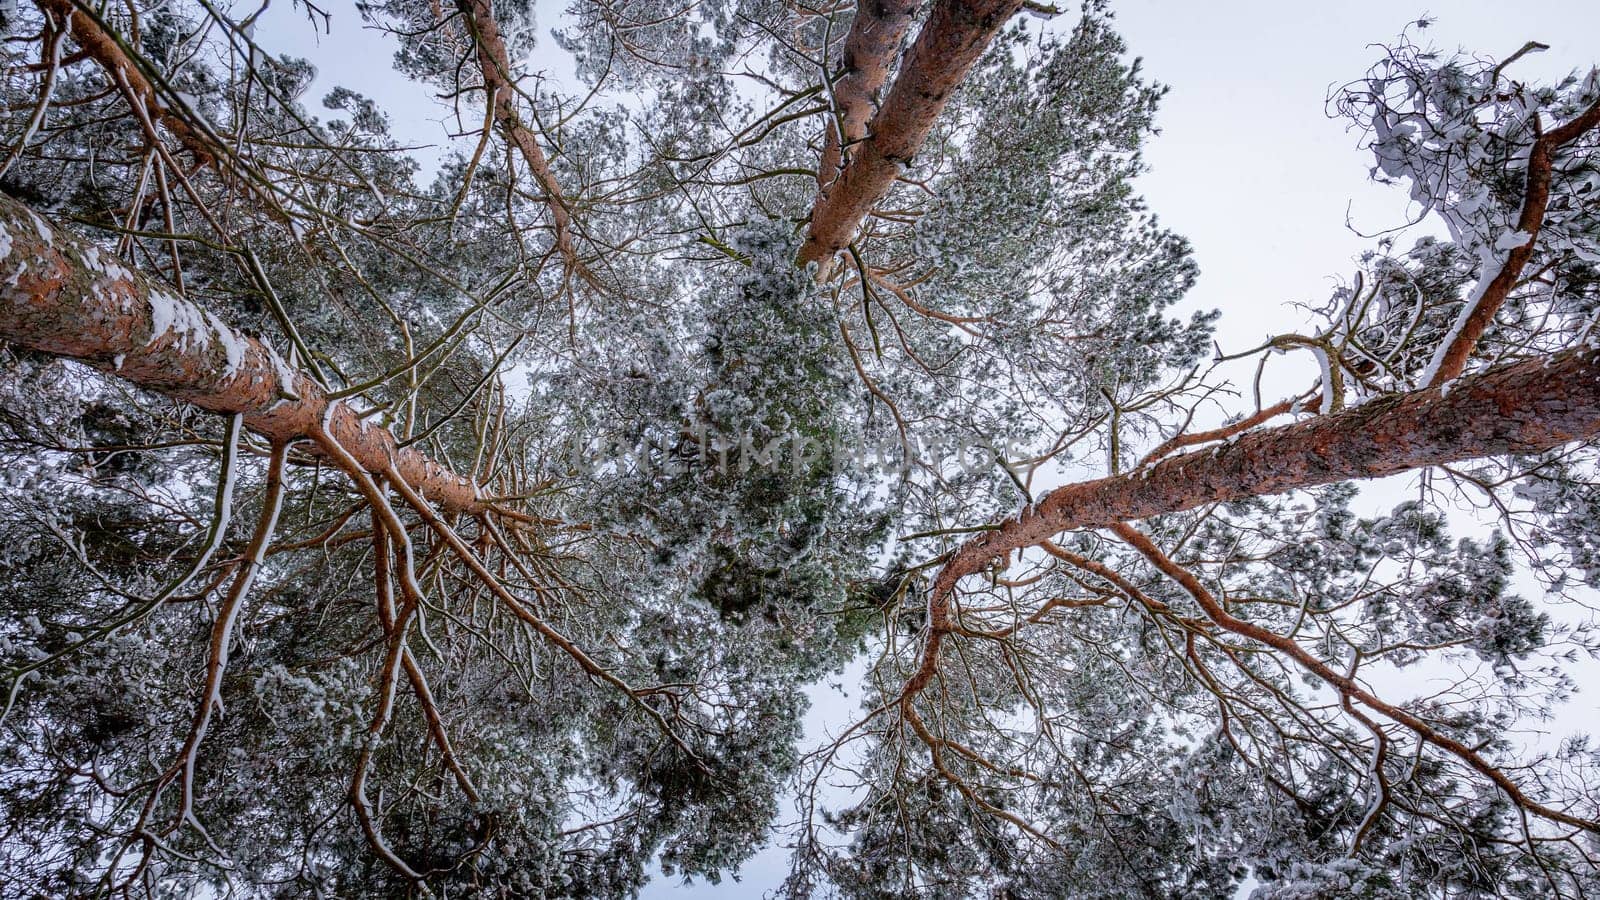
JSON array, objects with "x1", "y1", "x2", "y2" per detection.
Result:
[
  {"x1": 1426, "y1": 95, "x2": 1600, "y2": 385},
  {"x1": 815, "y1": 0, "x2": 923, "y2": 190},
  {"x1": 35, "y1": 0, "x2": 219, "y2": 167},
  {"x1": 0, "y1": 195, "x2": 489, "y2": 515},
  {"x1": 455, "y1": 0, "x2": 586, "y2": 280},
  {"x1": 902, "y1": 344, "x2": 1600, "y2": 711},
  {"x1": 1111, "y1": 521, "x2": 1596, "y2": 834}
]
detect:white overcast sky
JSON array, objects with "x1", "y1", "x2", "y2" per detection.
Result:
[
  {"x1": 1115, "y1": 0, "x2": 1600, "y2": 351},
  {"x1": 259, "y1": 1, "x2": 1600, "y2": 894}
]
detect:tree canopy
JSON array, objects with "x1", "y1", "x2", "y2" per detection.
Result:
[{"x1": 0, "y1": 0, "x2": 1598, "y2": 896}]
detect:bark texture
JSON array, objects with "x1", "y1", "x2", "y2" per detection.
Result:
[
  {"x1": 0, "y1": 195, "x2": 487, "y2": 515},
  {"x1": 456, "y1": 0, "x2": 581, "y2": 273},
  {"x1": 36, "y1": 0, "x2": 219, "y2": 166},
  {"x1": 934, "y1": 344, "x2": 1600, "y2": 602},
  {"x1": 816, "y1": 0, "x2": 923, "y2": 189},
  {"x1": 797, "y1": 0, "x2": 1023, "y2": 270}
]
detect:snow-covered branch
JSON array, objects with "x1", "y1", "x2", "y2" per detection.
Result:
[{"x1": 0, "y1": 195, "x2": 489, "y2": 515}]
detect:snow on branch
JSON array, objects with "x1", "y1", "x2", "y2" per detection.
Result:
[{"x1": 0, "y1": 194, "x2": 489, "y2": 515}]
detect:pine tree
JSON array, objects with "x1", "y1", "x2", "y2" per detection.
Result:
[{"x1": 0, "y1": 1, "x2": 1597, "y2": 896}]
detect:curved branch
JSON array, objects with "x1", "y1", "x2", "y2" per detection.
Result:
[
  {"x1": 1111, "y1": 522, "x2": 1595, "y2": 834},
  {"x1": 455, "y1": 0, "x2": 586, "y2": 279},
  {"x1": 35, "y1": 0, "x2": 219, "y2": 167},
  {"x1": 1426, "y1": 95, "x2": 1600, "y2": 385}
]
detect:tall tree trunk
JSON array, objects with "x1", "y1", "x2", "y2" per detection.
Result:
[
  {"x1": 815, "y1": 0, "x2": 923, "y2": 189},
  {"x1": 0, "y1": 195, "x2": 488, "y2": 515},
  {"x1": 797, "y1": 0, "x2": 1023, "y2": 272}
]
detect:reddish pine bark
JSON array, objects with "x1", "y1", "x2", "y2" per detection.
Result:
[
  {"x1": 797, "y1": 0, "x2": 1024, "y2": 271},
  {"x1": 930, "y1": 345, "x2": 1600, "y2": 605},
  {"x1": 1427, "y1": 96, "x2": 1600, "y2": 385},
  {"x1": 0, "y1": 195, "x2": 487, "y2": 515},
  {"x1": 901, "y1": 343, "x2": 1600, "y2": 741},
  {"x1": 36, "y1": 0, "x2": 219, "y2": 167},
  {"x1": 456, "y1": 0, "x2": 581, "y2": 272},
  {"x1": 816, "y1": 0, "x2": 923, "y2": 189}
]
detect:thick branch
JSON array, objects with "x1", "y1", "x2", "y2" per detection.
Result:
[
  {"x1": 937, "y1": 347, "x2": 1600, "y2": 597},
  {"x1": 455, "y1": 0, "x2": 582, "y2": 274},
  {"x1": 797, "y1": 0, "x2": 1023, "y2": 271},
  {"x1": 35, "y1": 0, "x2": 218, "y2": 167},
  {"x1": 0, "y1": 194, "x2": 487, "y2": 515},
  {"x1": 1427, "y1": 95, "x2": 1600, "y2": 385},
  {"x1": 816, "y1": 0, "x2": 923, "y2": 189},
  {"x1": 901, "y1": 346, "x2": 1600, "y2": 703}
]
